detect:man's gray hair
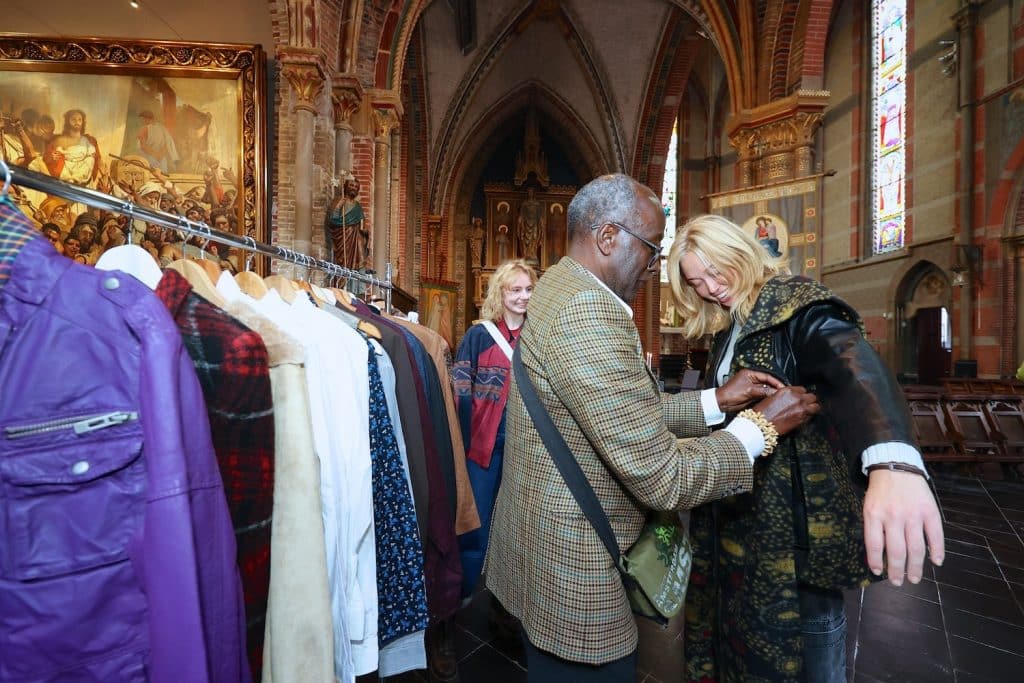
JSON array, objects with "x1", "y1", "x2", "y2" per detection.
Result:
[{"x1": 567, "y1": 173, "x2": 651, "y2": 241}]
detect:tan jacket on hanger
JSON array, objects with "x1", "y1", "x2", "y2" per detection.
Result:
[
  {"x1": 389, "y1": 316, "x2": 481, "y2": 535},
  {"x1": 225, "y1": 300, "x2": 335, "y2": 683}
]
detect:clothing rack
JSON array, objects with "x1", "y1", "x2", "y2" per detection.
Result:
[{"x1": 6, "y1": 164, "x2": 392, "y2": 310}]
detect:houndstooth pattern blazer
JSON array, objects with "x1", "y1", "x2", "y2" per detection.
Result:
[{"x1": 484, "y1": 256, "x2": 753, "y2": 665}]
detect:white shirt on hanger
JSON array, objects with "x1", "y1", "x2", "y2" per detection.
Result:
[{"x1": 251, "y1": 288, "x2": 377, "y2": 681}]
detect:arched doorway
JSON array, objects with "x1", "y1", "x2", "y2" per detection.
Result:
[{"x1": 896, "y1": 262, "x2": 953, "y2": 385}]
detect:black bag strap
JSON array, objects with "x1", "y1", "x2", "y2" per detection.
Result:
[{"x1": 512, "y1": 345, "x2": 624, "y2": 571}]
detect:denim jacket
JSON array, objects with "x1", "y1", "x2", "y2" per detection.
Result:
[{"x1": 0, "y1": 236, "x2": 249, "y2": 682}]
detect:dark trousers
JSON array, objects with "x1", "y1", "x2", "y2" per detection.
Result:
[
  {"x1": 799, "y1": 586, "x2": 847, "y2": 682},
  {"x1": 522, "y1": 634, "x2": 638, "y2": 682}
]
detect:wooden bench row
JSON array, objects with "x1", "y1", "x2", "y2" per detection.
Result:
[
  {"x1": 939, "y1": 378, "x2": 1024, "y2": 395},
  {"x1": 904, "y1": 389, "x2": 1024, "y2": 463}
]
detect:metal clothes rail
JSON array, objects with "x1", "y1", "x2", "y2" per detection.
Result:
[{"x1": 7, "y1": 164, "x2": 392, "y2": 307}]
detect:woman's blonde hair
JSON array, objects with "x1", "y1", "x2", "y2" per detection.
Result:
[
  {"x1": 667, "y1": 214, "x2": 789, "y2": 339},
  {"x1": 480, "y1": 258, "x2": 537, "y2": 321}
]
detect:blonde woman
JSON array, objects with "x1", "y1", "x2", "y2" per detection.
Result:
[
  {"x1": 667, "y1": 214, "x2": 944, "y2": 682},
  {"x1": 452, "y1": 259, "x2": 536, "y2": 605}
]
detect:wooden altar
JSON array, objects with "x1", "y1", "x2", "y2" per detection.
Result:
[
  {"x1": 463, "y1": 107, "x2": 578, "y2": 317},
  {"x1": 467, "y1": 181, "x2": 577, "y2": 309}
]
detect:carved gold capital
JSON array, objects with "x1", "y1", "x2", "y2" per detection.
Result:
[
  {"x1": 331, "y1": 74, "x2": 364, "y2": 129},
  {"x1": 371, "y1": 107, "x2": 400, "y2": 141},
  {"x1": 331, "y1": 90, "x2": 360, "y2": 128},
  {"x1": 727, "y1": 92, "x2": 829, "y2": 186},
  {"x1": 282, "y1": 63, "x2": 325, "y2": 113}
]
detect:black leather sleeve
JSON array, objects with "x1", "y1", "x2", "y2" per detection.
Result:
[{"x1": 786, "y1": 302, "x2": 917, "y2": 463}]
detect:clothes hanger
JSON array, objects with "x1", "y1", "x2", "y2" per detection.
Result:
[
  {"x1": 292, "y1": 255, "x2": 324, "y2": 306},
  {"x1": 264, "y1": 274, "x2": 299, "y2": 303},
  {"x1": 94, "y1": 199, "x2": 163, "y2": 289},
  {"x1": 187, "y1": 239, "x2": 223, "y2": 283},
  {"x1": 332, "y1": 285, "x2": 357, "y2": 311},
  {"x1": 236, "y1": 270, "x2": 269, "y2": 299},
  {"x1": 96, "y1": 244, "x2": 162, "y2": 289},
  {"x1": 163, "y1": 217, "x2": 227, "y2": 307},
  {"x1": 264, "y1": 249, "x2": 300, "y2": 303},
  {"x1": 167, "y1": 258, "x2": 227, "y2": 308},
  {"x1": 232, "y1": 235, "x2": 268, "y2": 299},
  {"x1": 329, "y1": 267, "x2": 358, "y2": 311}
]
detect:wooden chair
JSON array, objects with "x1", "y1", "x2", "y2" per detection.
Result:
[
  {"x1": 942, "y1": 394, "x2": 1005, "y2": 460},
  {"x1": 905, "y1": 392, "x2": 966, "y2": 462}
]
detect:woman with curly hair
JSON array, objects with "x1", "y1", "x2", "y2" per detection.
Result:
[{"x1": 452, "y1": 258, "x2": 536, "y2": 606}]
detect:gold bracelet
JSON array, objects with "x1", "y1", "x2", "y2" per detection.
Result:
[{"x1": 737, "y1": 408, "x2": 779, "y2": 456}]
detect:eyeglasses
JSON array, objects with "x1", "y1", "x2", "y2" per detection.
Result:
[{"x1": 590, "y1": 221, "x2": 663, "y2": 270}]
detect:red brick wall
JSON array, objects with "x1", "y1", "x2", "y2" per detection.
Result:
[{"x1": 800, "y1": 0, "x2": 833, "y2": 82}]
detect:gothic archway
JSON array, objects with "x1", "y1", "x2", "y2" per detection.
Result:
[
  {"x1": 895, "y1": 262, "x2": 953, "y2": 385},
  {"x1": 441, "y1": 87, "x2": 605, "y2": 340}
]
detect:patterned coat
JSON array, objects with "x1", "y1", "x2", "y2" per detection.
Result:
[
  {"x1": 485, "y1": 257, "x2": 753, "y2": 665},
  {"x1": 685, "y1": 275, "x2": 916, "y2": 682}
]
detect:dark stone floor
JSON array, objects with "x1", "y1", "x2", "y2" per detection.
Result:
[{"x1": 362, "y1": 465, "x2": 1024, "y2": 682}]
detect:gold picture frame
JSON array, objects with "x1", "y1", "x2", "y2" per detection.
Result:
[
  {"x1": 420, "y1": 279, "x2": 459, "y2": 350},
  {"x1": 0, "y1": 34, "x2": 266, "y2": 249}
]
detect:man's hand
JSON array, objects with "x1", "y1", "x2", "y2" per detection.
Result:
[
  {"x1": 751, "y1": 386, "x2": 820, "y2": 436},
  {"x1": 716, "y1": 368, "x2": 785, "y2": 413},
  {"x1": 864, "y1": 469, "x2": 944, "y2": 585}
]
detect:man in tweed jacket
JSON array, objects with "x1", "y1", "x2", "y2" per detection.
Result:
[{"x1": 485, "y1": 174, "x2": 819, "y2": 680}]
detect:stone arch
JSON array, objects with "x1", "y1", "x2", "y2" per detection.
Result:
[
  {"x1": 427, "y1": 2, "x2": 627, "y2": 212},
  {"x1": 685, "y1": 0, "x2": 749, "y2": 112},
  {"x1": 437, "y1": 84, "x2": 607, "y2": 337},
  {"x1": 631, "y1": 8, "x2": 704, "y2": 190},
  {"x1": 893, "y1": 260, "x2": 953, "y2": 384},
  {"x1": 436, "y1": 83, "x2": 609, "y2": 217}
]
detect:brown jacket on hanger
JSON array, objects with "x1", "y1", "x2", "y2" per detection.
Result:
[{"x1": 390, "y1": 316, "x2": 480, "y2": 535}]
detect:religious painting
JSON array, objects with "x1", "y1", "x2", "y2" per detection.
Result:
[
  {"x1": 742, "y1": 213, "x2": 789, "y2": 259},
  {"x1": 543, "y1": 201, "x2": 567, "y2": 267},
  {"x1": 420, "y1": 280, "x2": 459, "y2": 350},
  {"x1": 0, "y1": 35, "x2": 266, "y2": 268},
  {"x1": 709, "y1": 177, "x2": 821, "y2": 279}
]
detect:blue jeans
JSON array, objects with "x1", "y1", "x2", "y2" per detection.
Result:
[
  {"x1": 457, "y1": 442, "x2": 504, "y2": 598},
  {"x1": 799, "y1": 586, "x2": 847, "y2": 682}
]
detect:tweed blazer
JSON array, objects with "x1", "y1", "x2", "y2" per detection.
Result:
[{"x1": 485, "y1": 257, "x2": 753, "y2": 665}]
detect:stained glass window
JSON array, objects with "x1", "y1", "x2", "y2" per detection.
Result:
[
  {"x1": 660, "y1": 118, "x2": 679, "y2": 282},
  {"x1": 872, "y1": 0, "x2": 907, "y2": 254}
]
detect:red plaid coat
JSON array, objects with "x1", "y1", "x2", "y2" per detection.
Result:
[{"x1": 156, "y1": 269, "x2": 274, "y2": 680}]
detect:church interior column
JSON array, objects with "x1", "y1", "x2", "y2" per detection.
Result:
[
  {"x1": 331, "y1": 78, "x2": 362, "y2": 183},
  {"x1": 280, "y1": 54, "x2": 327, "y2": 269},
  {"x1": 371, "y1": 106, "x2": 400, "y2": 277}
]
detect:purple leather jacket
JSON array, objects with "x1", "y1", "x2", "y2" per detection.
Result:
[{"x1": 0, "y1": 236, "x2": 250, "y2": 682}]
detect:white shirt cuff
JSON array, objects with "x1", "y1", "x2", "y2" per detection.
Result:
[
  {"x1": 861, "y1": 442, "x2": 929, "y2": 479},
  {"x1": 725, "y1": 417, "x2": 764, "y2": 464},
  {"x1": 701, "y1": 388, "x2": 725, "y2": 426}
]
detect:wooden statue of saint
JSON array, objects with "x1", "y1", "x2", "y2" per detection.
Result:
[
  {"x1": 326, "y1": 177, "x2": 369, "y2": 269},
  {"x1": 516, "y1": 186, "x2": 544, "y2": 262}
]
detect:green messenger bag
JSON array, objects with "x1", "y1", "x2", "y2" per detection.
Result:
[{"x1": 619, "y1": 511, "x2": 692, "y2": 623}]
